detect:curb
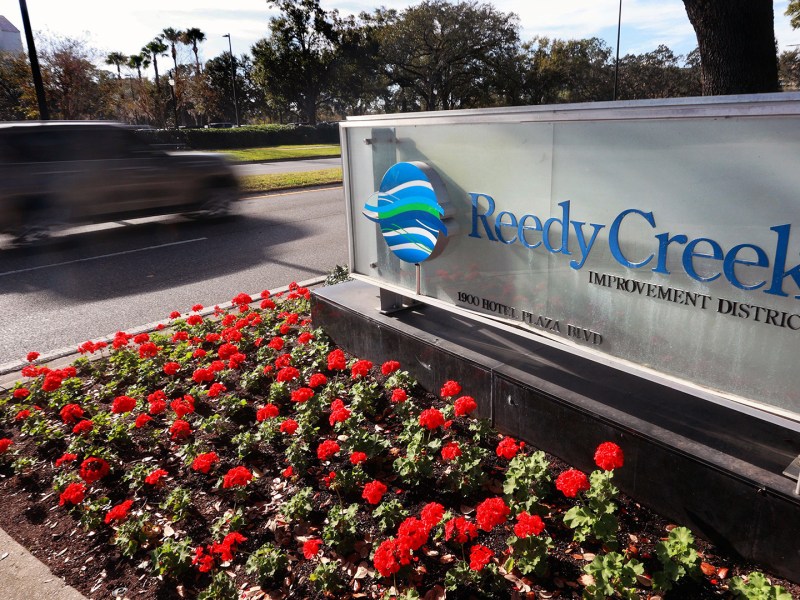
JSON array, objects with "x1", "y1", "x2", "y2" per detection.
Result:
[{"x1": 0, "y1": 275, "x2": 327, "y2": 380}]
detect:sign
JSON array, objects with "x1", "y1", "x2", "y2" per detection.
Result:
[{"x1": 340, "y1": 95, "x2": 800, "y2": 418}]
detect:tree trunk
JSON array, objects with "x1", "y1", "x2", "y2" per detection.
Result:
[{"x1": 683, "y1": 0, "x2": 779, "y2": 95}]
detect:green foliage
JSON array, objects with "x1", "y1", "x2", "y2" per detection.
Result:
[
  {"x1": 468, "y1": 417, "x2": 495, "y2": 445},
  {"x1": 503, "y1": 451, "x2": 551, "y2": 511},
  {"x1": 444, "y1": 443, "x2": 488, "y2": 495},
  {"x1": 310, "y1": 560, "x2": 343, "y2": 594},
  {"x1": 210, "y1": 508, "x2": 247, "y2": 539},
  {"x1": 324, "y1": 264, "x2": 351, "y2": 286},
  {"x1": 505, "y1": 533, "x2": 553, "y2": 578},
  {"x1": 343, "y1": 416, "x2": 390, "y2": 457},
  {"x1": 394, "y1": 415, "x2": 438, "y2": 486},
  {"x1": 79, "y1": 496, "x2": 110, "y2": 531},
  {"x1": 231, "y1": 430, "x2": 259, "y2": 459},
  {"x1": 151, "y1": 537, "x2": 193, "y2": 579},
  {"x1": 349, "y1": 380, "x2": 381, "y2": 416},
  {"x1": 582, "y1": 552, "x2": 644, "y2": 600},
  {"x1": 11, "y1": 456, "x2": 37, "y2": 475},
  {"x1": 652, "y1": 526, "x2": 700, "y2": 592},
  {"x1": 281, "y1": 486, "x2": 314, "y2": 521},
  {"x1": 383, "y1": 369, "x2": 416, "y2": 391},
  {"x1": 729, "y1": 572, "x2": 793, "y2": 600},
  {"x1": 322, "y1": 503, "x2": 359, "y2": 554},
  {"x1": 160, "y1": 487, "x2": 193, "y2": 522},
  {"x1": 113, "y1": 514, "x2": 151, "y2": 558},
  {"x1": 563, "y1": 470, "x2": 619, "y2": 547},
  {"x1": 245, "y1": 542, "x2": 288, "y2": 583},
  {"x1": 198, "y1": 571, "x2": 238, "y2": 600},
  {"x1": 123, "y1": 462, "x2": 155, "y2": 490},
  {"x1": 372, "y1": 498, "x2": 408, "y2": 533}
]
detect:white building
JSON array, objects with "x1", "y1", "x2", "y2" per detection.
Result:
[{"x1": 0, "y1": 15, "x2": 23, "y2": 53}]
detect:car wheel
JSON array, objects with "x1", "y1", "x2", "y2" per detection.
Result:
[
  {"x1": 187, "y1": 187, "x2": 235, "y2": 219},
  {"x1": 12, "y1": 201, "x2": 65, "y2": 245}
]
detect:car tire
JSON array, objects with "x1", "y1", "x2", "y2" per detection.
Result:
[
  {"x1": 13, "y1": 199, "x2": 65, "y2": 245},
  {"x1": 186, "y1": 187, "x2": 235, "y2": 219}
]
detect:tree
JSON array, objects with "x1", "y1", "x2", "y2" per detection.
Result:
[
  {"x1": 143, "y1": 37, "x2": 168, "y2": 90},
  {"x1": 161, "y1": 27, "x2": 183, "y2": 76},
  {"x1": 128, "y1": 52, "x2": 149, "y2": 82},
  {"x1": 682, "y1": 0, "x2": 779, "y2": 95},
  {"x1": 618, "y1": 45, "x2": 701, "y2": 100},
  {"x1": 253, "y1": 0, "x2": 341, "y2": 124},
  {"x1": 182, "y1": 27, "x2": 206, "y2": 74},
  {"x1": 786, "y1": 0, "x2": 800, "y2": 29},
  {"x1": 105, "y1": 51, "x2": 127, "y2": 79},
  {"x1": 370, "y1": 0, "x2": 520, "y2": 111},
  {"x1": 0, "y1": 51, "x2": 35, "y2": 120}
]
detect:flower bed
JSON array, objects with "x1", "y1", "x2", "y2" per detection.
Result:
[{"x1": 0, "y1": 285, "x2": 795, "y2": 599}]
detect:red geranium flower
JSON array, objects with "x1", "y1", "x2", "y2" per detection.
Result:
[
  {"x1": 232, "y1": 292, "x2": 252, "y2": 306},
  {"x1": 170, "y1": 419, "x2": 192, "y2": 441},
  {"x1": 297, "y1": 332, "x2": 313, "y2": 344},
  {"x1": 256, "y1": 404, "x2": 279, "y2": 421},
  {"x1": 54, "y1": 452, "x2": 77, "y2": 467},
  {"x1": 192, "y1": 368, "x2": 215, "y2": 383},
  {"x1": 72, "y1": 420, "x2": 93, "y2": 435},
  {"x1": 213, "y1": 531, "x2": 247, "y2": 562},
  {"x1": 274, "y1": 353, "x2": 292, "y2": 369},
  {"x1": 373, "y1": 538, "x2": 411, "y2": 577},
  {"x1": 0, "y1": 438, "x2": 13, "y2": 453},
  {"x1": 444, "y1": 517, "x2": 478, "y2": 544},
  {"x1": 350, "y1": 451, "x2": 368, "y2": 465},
  {"x1": 104, "y1": 499, "x2": 133, "y2": 524},
  {"x1": 276, "y1": 366, "x2": 300, "y2": 382},
  {"x1": 290, "y1": 387, "x2": 314, "y2": 403},
  {"x1": 398, "y1": 517, "x2": 429, "y2": 550},
  {"x1": 514, "y1": 511, "x2": 546, "y2": 538},
  {"x1": 594, "y1": 441, "x2": 625, "y2": 471},
  {"x1": 555, "y1": 469, "x2": 590, "y2": 498},
  {"x1": 192, "y1": 452, "x2": 219, "y2": 474},
  {"x1": 469, "y1": 544, "x2": 494, "y2": 571},
  {"x1": 170, "y1": 396, "x2": 195, "y2": 417},
  {"x1": 145, "y1": 469, "x2": 168, "y2": 485},
  {"x1": 134, "y1": 414, "x2": 153, "y2": 428},
  {"x1": 282, "y1": 466, "x2": 294, "y2": 478},
  {"x1": 440, "y1": 380, "x2": 462, "y2": 398},
  {"x1": 454, "y1": 395, "x2": 478, "y2": 417},
  {"x1": 59, "y1": 482, "x2": 86, "y2": 506},
  {"x1": 323, "y1": 471, "x2": 336, "y2": 487},
  {"x1": 303, "y1": 538, "x2": 322, "y2": 559},
  {"x1": 60, "y1": 403, "x2": 84, "y2": 424},
  {"x1": 267, "y1": 336, "x2": 284, "y2": 350},
  {"x1": 317, "y1": 439, "x2": 340, "y2": 461},
  {"x1": 419, "y1": 407, "x2": 445, "y2": 430},
  {"x1": 496, "y1": 436, "x2": 520, "y2": 460},
  {"x1": 362, "y1": 480, "x2": 387, "y2": 505},
  {"x1": 15, "y1": 409, "x2": 31, "y2": 421},
  {"x1": 13, "y1": 388, "x2": 30, "y2": 399},
  {"x1": 475, "y1": 497, "x2": 510, "y2": 531},
  {"x1": 308, "y1": 373, "x2": 327, "y2": 388},
  {"x1": 327, "y1": 349, "x2": 346, "y2": 371},
  {"x1": 350, "y1": 359, "x2": 373, "y2": 379},
  {"x1": 329, "y1": 399, "x2": 351, "y2": 425},
  {"x1": 192, "y1": 546, "x2": 214, "y2": 572},
  {"x1": 112, "y1": 395, "x2": 137, "y2": 414},
  {"x1": 163, "y1": 362, "x2": 180, "y2": 376},
  {"x1": 207, "y1": 382, "x2": 227, "y2": 398},
  {"x1": 186, "y1": 314, "x2": 203, "y2": 326},
  {"x1": 280, "y1": 419, "x2": 298, "y2": 434},
  {"x1": 441, "y1": 441, "x2": 462, "y2": 461},
  {"x1": 222, "y1": 466, "x2": 252, "y2": 489},
  {"x1": 138, "y1": 342, "x2": 159, "y2": 358},
  {"x1": 420, "y1": 502, "x2": 445, "y2": 528},
  {"x1": 391, "y1": 389, "x2": 407, "y2": 403},
  {"x1": 26, "y1": 351, "x2": 40, "y2": 362},
  {"x1": 381, "y1": 360, "x2": 401, "y2": 375}
]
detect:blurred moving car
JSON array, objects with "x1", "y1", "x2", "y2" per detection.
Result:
[{"x1": 0, "y1": 121, "x2": 241, "y2": 242}]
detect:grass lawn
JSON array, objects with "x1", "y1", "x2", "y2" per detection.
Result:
[
  {"x1": 216, "y1": 144, "x2": 341, "y2": 162},
  {"x1": 241, "y1": 168, "x2": 343, "y2": 193}
]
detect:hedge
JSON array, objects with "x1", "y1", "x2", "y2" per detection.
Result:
[{"x1": 135, "y1": 123, "x2": 340, "y2": 150}]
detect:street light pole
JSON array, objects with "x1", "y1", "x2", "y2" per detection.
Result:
[
  {"x1": 18, "y1": 0, "x2": 48, "y2": 119},
  {"x1": 168, "y1": 78, "x2": 178, "y2": 130},
  {"x1": 222, "y1": 34, "x2": 240, "y2": 127},
  {"x1": 613, "y1": 0, "x2": 622, "y2": 101}
]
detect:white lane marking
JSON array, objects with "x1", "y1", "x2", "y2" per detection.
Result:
[{"x1": 0, "y1": 238, "x2": 207, "y2": 277}]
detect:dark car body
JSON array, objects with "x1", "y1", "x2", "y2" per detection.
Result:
[{"x1": 0, "y1": 121, "x2": 240, "y2": 240}]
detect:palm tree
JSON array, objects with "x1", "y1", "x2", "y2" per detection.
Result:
[
  {"x1": 128, "y1": 52, "x2": 150, "y2": 82},
  {"x1": 105, "y1": 51, "x2": 127, "y2": 80},
  {"x1": 161, "y1": 27, "x2": 183, "y2": 76},
  {"x1": 143, "y1": 37, "x2": 168, "y2": 91},
  {"x1": 181, "y1": 27, "x2": 206, "y2": 74}
]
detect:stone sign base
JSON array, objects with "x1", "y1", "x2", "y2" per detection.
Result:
[{"x1": 312, "y1": 279, "x2": 800, "y2": 582}]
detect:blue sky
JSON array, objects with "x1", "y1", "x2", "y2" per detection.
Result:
[{"x1": 0, "y1": 0, "x2": 797, "y2": 76}]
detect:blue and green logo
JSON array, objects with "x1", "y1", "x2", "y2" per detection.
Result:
[{"x1": 362, "y1": 162, "x2": 449, "y2": 263}]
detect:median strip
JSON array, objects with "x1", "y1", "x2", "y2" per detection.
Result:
[{"x1": 241, "y1": 168, "x2": 343, "y2": 193}]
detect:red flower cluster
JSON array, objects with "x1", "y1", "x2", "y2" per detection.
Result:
[
  {"x1": 381, "y1": 360, "x2": 401, "y2": 375},
  {"x1": 170, "y1": 395, "x2": 195, "y2": 417},
  {"x1": 15, "y1": 409, "x2": 31, "y2": 421},
  {"x1": 469, "y1": 544, "x2": 494, "y2": 571},
  {"x1": 134, "y1": 414, "x2": 153, "y2": 428},
  {"x1": 72, "y1": 420, "x2": 93, "y2": 435},
  {"x1": 13, "y1": 387, "x2": 30, "y2": 399},
  {"x1": 112, "y1": 395, "x2": 137, "y2": 414},
  {"x1": 280, "y1": 419, "x2": 298, "y2": 434},
  {"x1": 303, "y1": 538, "x2": 322, "y2": 559},
  {"x1": 327, "y1": 349, "x2": 346, "y2": 371},
  {"x1": 54, "y1": 453, "x2": 77, "y2": 467},
  {"x1": 207, "y1": 382, "x2": 227, "y2": 398},
  {"x1": 496, "y1": 436, "x2": 520, "y2": 460},
  {"x1": 222, "y1": 466, "x2": 252, "y2": 489},
  {"x1": 256, "y1": 404, "x2": 279, "y2": 421},
  {"x1": 308, "y1": 373, "x2": 327, "y2": 388},
  {"x1": 212, "y1": 531, "x2": 247, "y2": 561},
  {"x1": 77, "y1": 340, "x2": 107, "y2": 354},
  {"x1": 163, "y1": 362, "x2": 181, "y2": 376},
  {"x1": 25, "y1": 351, "x2": 40, "y2": 362},
  {"x1": 420, "y1": 503, "x2": 445, "y2": 528},
  {"x1": 138, "y1": 342, "x2": 159, "y2": 358},
  {"x1": 594, "y1": 441, "x2": 624, "y2": 471},
  {"x1": 397, "y1": 517, "x2": 429, "y2": 550},
  {"x1": 0, "y1": 438, "x2": 13, "y2": 453},
  {"x1": 297, "y1": 332, "x2": 313, "y2": 345},
  {"x1": 454, "y1": 395, "x2": 478, "y2": 417},
  {"x1": 555, "y1": 469, "x2": 590, "y2": 498},
  {"x1": 59, "y1": 482, "x2": 86, "y2": 506},
  {"x1": 440, "y1": 380, "x2": 462, "y2": 398},
  {"x1": 267, "y1": 336, "x2": 284, "y2": 350},
  {"x1": 317, "y1": 440, "x2": 340, "y2": 461},
  {"x1": 60, "y1": 403, "x2": 84, "y2": 424},
  {"x1": 514, "y1": 511, "x2": 546, "y2": 538},
  {"x1": 232, "y1": 292, "x2": 253, "y2": 307},
  {"x1": 290, "y1": 387, "x2": 314, "y2": 403},
  {"x1": 170, "y1": 419, "x2": 192, "y2": 441},
  {"x1": 441, "y1": 441, "x2": 462, "y2": 461},
  {"x1": 391, "y1": 389, "x2": 407, "y2": 403},
  {"x1": 419, "y1": 407, "x2": 445, "y2": 430},
  {"x1": 276, "y1": 366, "x2": 300, "y2": 382},
  {"x1": 373, "y1": 537, "x2": 412, "y2": 577},
  {"x1": 475, "y1": 497, "x2": 510, "y2": 531},
  {"x1": 350, "y1": 451, "x2": 368, "y2": 465},
  {"x1": 350, "y1": 359, "x2": 373, "y2": 379},
  {"x1": 329, "y1": 399, "x2": 351, "y2": 425},
  {"x1": 145, "y1": 469, "x2": 168, "y2": 485},
  {"x1": 192, "y1": 452, "x2": 219, "y2": 474},
  {"x1": 79, "y1": 457, "x2": 110, "y2": 483},
  {"x1": 362, "y1": 480, "x2": 387, "y2": 505},
  {"x1": 104, "y1": 499, "x2": 133, "y2": 524},
  {"x1": 444, "y1": 517, "x2": 478, "y2": 544}
]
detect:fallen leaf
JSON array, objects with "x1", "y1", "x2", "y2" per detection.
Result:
[
  {"x1": 423, "y1": 585, "x2": 446, "y2": 600},
  {"x1": 636, "y1": 574, "x2": 652, "y2": 587},
  {"x1": 579, "y1": 574, "x2": 594, "y2": 587},
  {"x1": 700, "y1": 562, "x2": 717, "y2": 576},
  {"x1": 354, "y1": 562, "x2": 372, "y2": 579},
  {"x1": 665, "y1": 524, "x2": 678, "y2": 532},
  {"x1": 718, "y1": 567, "x2": 729, "y2": 579}
]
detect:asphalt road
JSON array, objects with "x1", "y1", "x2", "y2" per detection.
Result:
[
  {"x1": 233, "y1": 157, "x2": 341, "y2": 176},
  {"x1": 0, "y1": 186, "x2": 348, "y2": 367}
]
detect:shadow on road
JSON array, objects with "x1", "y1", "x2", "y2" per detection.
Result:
[{"x1": 0, "y1": 212, "x2": 312, "y2": 302}]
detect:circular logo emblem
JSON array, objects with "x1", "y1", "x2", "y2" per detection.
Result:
[{"x1": 362, "y1": 162, "x2": 449, "y2": 263}]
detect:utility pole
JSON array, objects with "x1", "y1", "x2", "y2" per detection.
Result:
[
  {"x1": 222, "y1": 34, "x2": 240, "y2": 127},
  {"x1": 613, "y1": 0, "x2": 622, "y2": 101},
  {"x1": 18, "y1": 0, "x2": 48, "y2": 119}
]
